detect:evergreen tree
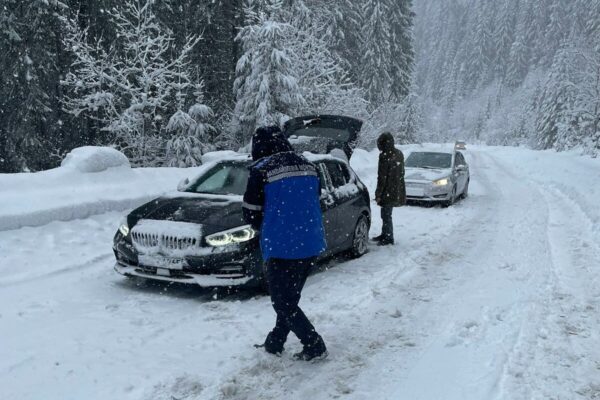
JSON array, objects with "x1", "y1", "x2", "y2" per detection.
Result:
[
  {"x1": 494, "y1": 0, "x2": 517, "y2": 79},
  {"x1": 388, "y1": 0, "x2": 415, "y2": 101},
  {"x1": 232, "y1": 0, "x2": 304, "y2": 144},
  {"x1": 506, "y1": 1, "x2": 532, "y2": 87},
  {"x1": 575, "y1": 39, "x2": 600, "y2": 154},
  {"x1": 535, "y1": 41, "x2": 578, "y2": 149},
  {"x1": 360, "y1": 0, "x2": 392, "y2": 105},
  {"x1": 0, "y1": 0, "x2": 69, "y2": 172},
  {"x1": 165, "y1": 82, "x2": 215, "y2": 167}
]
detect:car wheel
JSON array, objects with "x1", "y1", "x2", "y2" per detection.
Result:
[
  {"x1": 442, "y1": 185, "x2": 457, "y2": 208},
  {"x1": 461, "y1": 179, "x2": 470, "y2": 199},
  {"x1": 350, "y1": 215, "x2": 369, "y2": 258}
]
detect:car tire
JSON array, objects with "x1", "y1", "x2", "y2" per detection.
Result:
[
  {"x1": 350, "y1": 215, "x2": 370, "y2": 258},
  {"x1": 442, "y1": 185, "x2": 457, "y2": 208},
  {"x1": 461, "y1": 179, "x2": 469, "y2": 199}
]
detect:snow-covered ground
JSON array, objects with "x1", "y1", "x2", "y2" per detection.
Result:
[{"x1": 1, "y1": 145, "x2": 599, "y2": 400}]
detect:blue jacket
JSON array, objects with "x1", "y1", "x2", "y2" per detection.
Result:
[{"x1": 243, "y1": 126, "x2": 326, "y2": 261}]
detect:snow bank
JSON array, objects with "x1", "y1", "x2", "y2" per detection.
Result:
[
  {"x1": 0, "y1": 164, "x2": 201, "y2": 231},
  {"x1": 0, "y1": 150, "x2": 254, "y2": 231},
  {"x1": 61, "y1": 146, "x2": 130, "y2": 173}
]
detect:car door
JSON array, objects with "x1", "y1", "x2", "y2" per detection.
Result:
[
  {"x1": 323, "y1": 160, "x2": 358, "y2": 251},
  {"x1": 315, "y1": 162, "x2": 337, "y2": 256}
]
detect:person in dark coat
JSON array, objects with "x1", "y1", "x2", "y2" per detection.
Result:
[
  {"x1": 374, "y1": 132, "x2": 406, "y2": 246},
  {"x1": 242, "y1": 125, "x2": 328, "y2": 361}
]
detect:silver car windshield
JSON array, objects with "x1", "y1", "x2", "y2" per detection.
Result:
[
  {"x1": 405, "y1": 152, "x2": 452, "y2": 169},
  {"x1": 187, "y1": 163, "x2": 249, "y2": 195}
]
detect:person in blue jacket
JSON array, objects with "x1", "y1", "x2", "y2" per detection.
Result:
[{"x1": 243, "y1": 125, "x2": 328, "y2": 361}]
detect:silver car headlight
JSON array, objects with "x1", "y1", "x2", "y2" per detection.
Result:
[
  {"x1": 205, "y1": 225, "x2": 257, "y2": 247},
  {"x1": 433, "y1": 178, "x2": 450, "y2": 186},
  {"x1": 118, "y1": 218, "x2": 130, "y2": 236}
]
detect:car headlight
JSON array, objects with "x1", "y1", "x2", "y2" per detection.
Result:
[
  {"x1": 205, "y1": 225, "x2": 257, "y2": 247},
  {"x1": 118, "y1": 218, "x2": 130, "y2": 236},
  {"x1": 433, "y1": 178, "x2": 449, "y2": 186}
]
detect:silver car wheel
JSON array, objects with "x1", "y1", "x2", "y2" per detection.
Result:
[{"x1": 352, "y1": 216, "x2": 369, "y2": 257}]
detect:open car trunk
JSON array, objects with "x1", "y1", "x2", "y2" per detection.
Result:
[{"x1": 283, "y1": 115, "x2": 363, "y2": 160}]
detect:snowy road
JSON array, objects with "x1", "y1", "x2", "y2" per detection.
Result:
[{"x1": 1, "y1": 146, "x2": 599, "y2": 400}]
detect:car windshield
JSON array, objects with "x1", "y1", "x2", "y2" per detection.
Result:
[
  {"x1": 405, "y1": 152, "x2": 452, "y2": 169},
  {"x1": 186, "y1": 162, "x2": 249, "y2": 195}
]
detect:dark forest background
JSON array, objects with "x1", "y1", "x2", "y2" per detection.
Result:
[{"x1": 0, "y1": 0, "x2": 416, "y2": 172}]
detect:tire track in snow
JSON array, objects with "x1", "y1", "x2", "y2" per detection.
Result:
[
  {"x1": 483, "y1": 151, "x2": 600, "y2": 400},
  {"x1": 0, "y1": 253, "x2": 113, "y2": 288},
  {"x1": 191, "y1": 150, "x2": 522, "y2": 400}
]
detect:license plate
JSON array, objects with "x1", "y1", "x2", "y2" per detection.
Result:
[
  {"x1": 156, "y1": 256, "x2": 184, "y2": 270},
  {"x1": 156, "y1": 268, "x2": 170, "y2": 276},
  {"x1": 406, "y1": 186, "x2": 425, "y2": 197}
]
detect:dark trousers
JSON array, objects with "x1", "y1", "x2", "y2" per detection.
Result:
[
  {"x1": 381, "y1": 206, "x2": 394, "y2": 242},
  {"x1": 264, "y1": 257, "x2": 322, "y2": 351}
]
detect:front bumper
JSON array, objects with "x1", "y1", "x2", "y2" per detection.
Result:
[
  {"x1": 112, "y1": 232, "x2": 262, "y2": 287},
  {"x1": 114, "y1": 261, "x2": 254, "y2": 286},
  {"x1": 405, "y1": 181, "x2": 452, "y2": 202}
]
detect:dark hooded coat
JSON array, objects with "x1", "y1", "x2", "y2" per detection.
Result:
[{"x1": 375, "y1": 133, "x2": 406, "y2": 207}]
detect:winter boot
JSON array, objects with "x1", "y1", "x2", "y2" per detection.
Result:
[
  {"x1": 255, "y1": 331, "x2": 286, "y2": 356},
  {"x1": 377, "y1": 238, "x2": 394, "y2": 246},
  {"x1": 371, "y1": 234, "x2": 384, "y2": 242},
  {"x1": 293, "y1": 337, "x2": 328, "y2": 362},
  {"x1": 254, "y1": 343, "x2": 283, "y2": 357}
]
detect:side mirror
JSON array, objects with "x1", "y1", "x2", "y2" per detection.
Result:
[
  {"x1": 177, "y1": 177, "x2": 190, "y2": 192},
  {"x1": 456, "y1": 165, "x2": 467, "y2": 172}
]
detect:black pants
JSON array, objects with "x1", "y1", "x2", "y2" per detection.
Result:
[
  {"x1": 381, "y1": 206, "x2": 394, "y2": 242},
  {"x1": 264, "y1": 257, "x2": 322, "y2": 351}
]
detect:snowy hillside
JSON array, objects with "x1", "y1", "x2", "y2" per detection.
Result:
[{"x1": 1, "y1": 145, "x2": 599, "y2": 400}]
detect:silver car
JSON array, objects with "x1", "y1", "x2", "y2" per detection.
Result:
[{"x1": 404, "y1": 150, "x2": 470, "y2": 206}]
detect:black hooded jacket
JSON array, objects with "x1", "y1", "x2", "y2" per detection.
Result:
[{"x1": 375, "y1": 133, "x2": 406, "y2": 207}]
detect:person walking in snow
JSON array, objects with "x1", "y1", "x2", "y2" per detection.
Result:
[
  {"x1": 242, "y1": 126, "x2": 328, "y2": 361},
  {"x1": 373, "y1": 132, "x2": 406, "y2": 246}
]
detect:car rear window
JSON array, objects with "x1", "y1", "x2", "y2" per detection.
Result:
[{"x1": 324, "y1": 161, "x2": 349, "y2": 188}]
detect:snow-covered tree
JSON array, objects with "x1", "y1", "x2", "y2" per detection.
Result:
[
  {"x1": 324, "y1": 0, "x2": 364, "y2": 84},
  {"x1": 232, "y1": 0, "x2": 304, "y2": 143},
  {"x1": 574, "y1": 40, "x2": 600, "y2": 155},
  {"x1": 493, "y1": 0, "x2": 517, "y2": 79},
  {"x1": 388, "y1": 0, "x2": 414, "y2": 101},
  {"x1": 62, "y1": 0, "x2": 204, "y2": 166},
  {"x1": 360, "y1": 0, "x2": 392, "y2": 105},
  {"x1": 535, "y1": 41, "x2": 579, "y2": 150},
  {"x1": 506, "y1": 2, "x2": 531, "y2": 88},
  {"x1": 165, "y1": 83, "x2": 215, "y2": 167},
  {"x1": 0, "y1": 0, "x2": 68, "y2": 172}
]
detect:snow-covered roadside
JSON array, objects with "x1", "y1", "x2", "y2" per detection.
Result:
[{"x1": 0, "y1": 151, "x2": 242, "y2": 231}]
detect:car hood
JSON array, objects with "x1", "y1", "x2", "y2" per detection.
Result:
[
  {"x1": 405, "y1": 167, "x2": 451, "y2": 182},
  {"x1": 128, "y1": 193, "x2": 245, "y2": 236}
]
